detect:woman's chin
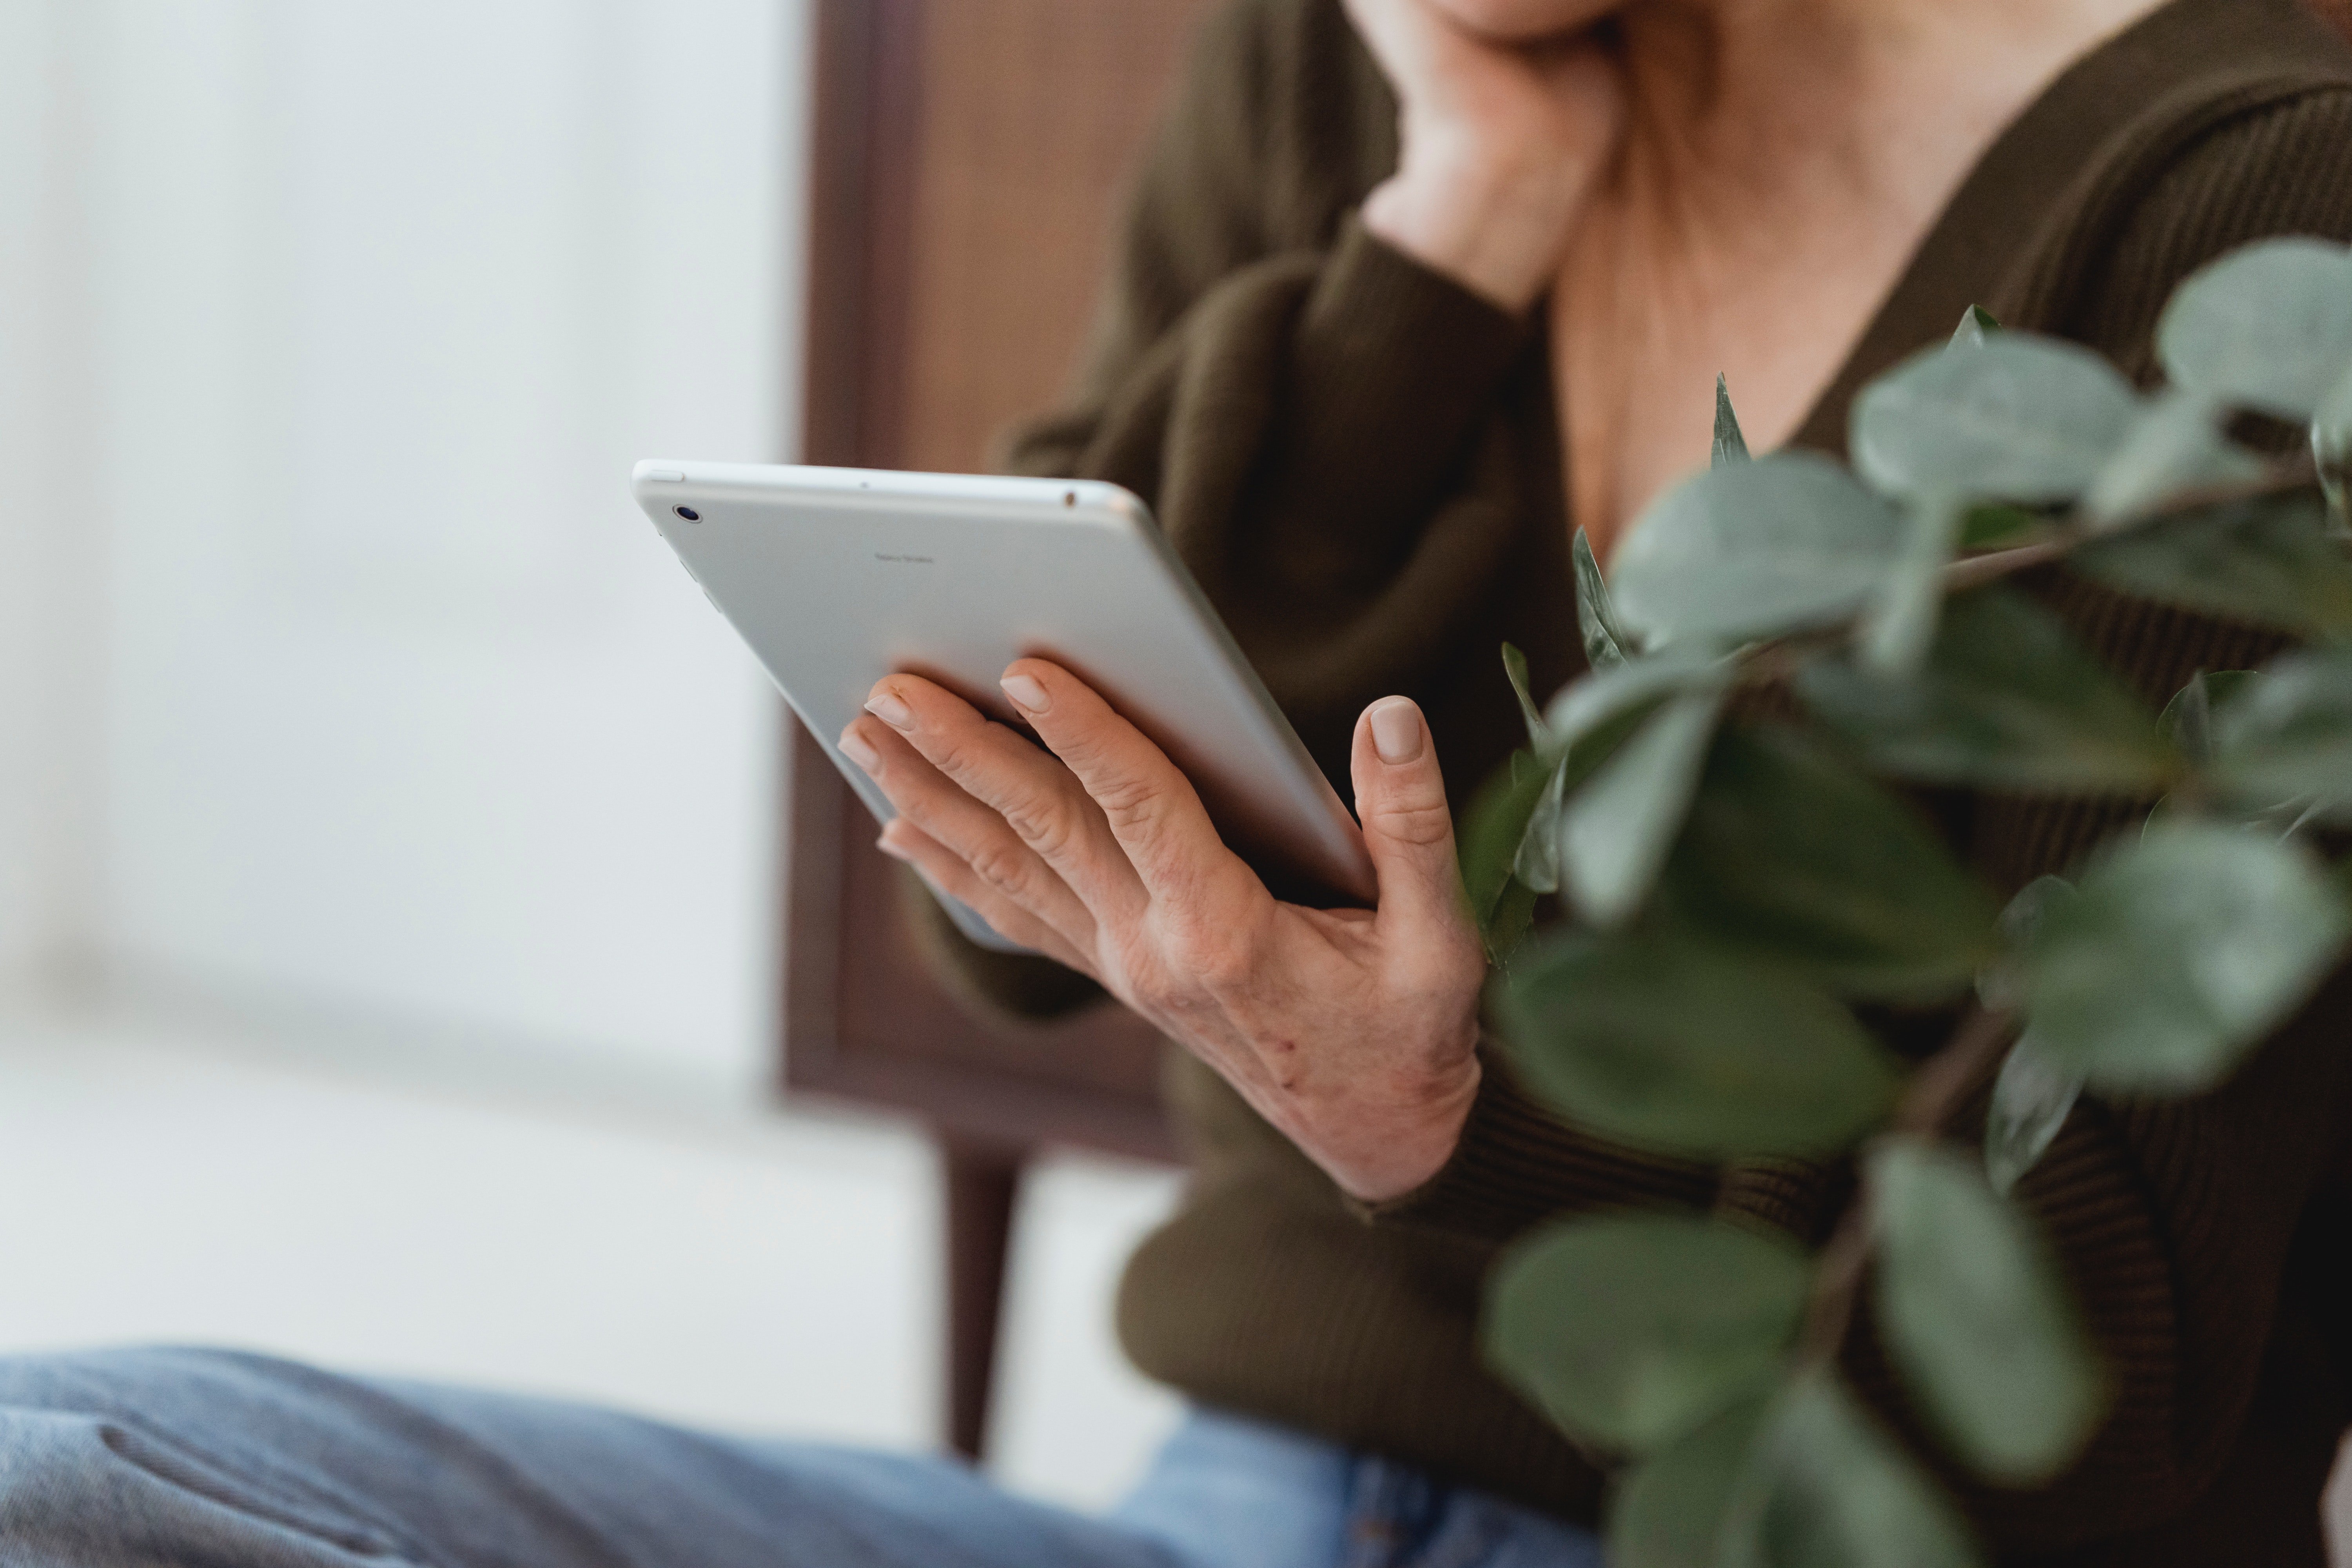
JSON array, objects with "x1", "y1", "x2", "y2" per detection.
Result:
[{"x1": 1425, "y1": 0, "x2": 1622, "y2": 44}]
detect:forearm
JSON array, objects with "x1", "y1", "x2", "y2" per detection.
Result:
[{"x1": 1360, "y1": 130, "x2": 1601, "y2": 313}]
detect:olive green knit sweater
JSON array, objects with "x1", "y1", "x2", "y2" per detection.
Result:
[{"x1": 969, "y1": 0, "x2": 2352, "y2": 1560}]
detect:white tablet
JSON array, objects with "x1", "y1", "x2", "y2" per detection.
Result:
[{"x1": 632, "y1": 460, "x2": 1376, "y2": 953}]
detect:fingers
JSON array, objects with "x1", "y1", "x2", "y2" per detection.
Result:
[
  {"x1": 838, "y1": 710, "x2": 1100, "y2": 953},
  {"x1": 1348, "y1": 697, "x2": 1478, "y2": 954},
  {"x1": 993, "y1": 659, "x2": 1253, "y2": 907},
  {"x1": 859, "y1": 675, "x2": 1147, "y2": 921},
  {"x1": 875, "y1": 817, "x2": 1094, "y2": 975}
]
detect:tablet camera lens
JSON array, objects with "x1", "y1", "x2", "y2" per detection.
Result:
[{"x1": 674, "y1": 505, "x2": 700, "y2": 522}]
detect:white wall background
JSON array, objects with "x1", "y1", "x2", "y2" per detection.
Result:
[
  {"x1": 0, "y1": 0, "x2": 100, "y2": 993},
  {"x1": 0, "y1": 0, "x2": 1192, "y2": 1510},
  {"x1": 0, "y1": 0, "x2": 799, "y2": 1089}
]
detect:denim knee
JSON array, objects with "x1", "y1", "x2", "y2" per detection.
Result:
[{"x1": 0, "y1": 1349, "x2": 406, "y2": 1565}]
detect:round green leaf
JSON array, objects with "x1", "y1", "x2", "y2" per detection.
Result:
[
  {"x1": 1576, "y1": 527, "x2": 1636, "y2": 670},
  {"x1": 1748, "y1": 1375, "x2": 1985, "y2": 1568},
  {"x1": 2156, "y1": 237, "x2": 2352, "y2": 420},
  {"x1": 2319, "y1": 360, "x2": 2352, "y2": 465},
  {"x1": 1660, "y1": 725, "x2": 1998, "y2": 999},
  {"x1": 2157, "y1": 670, "x2": 2262, "y2": 770},
  {"x1": 2210, "y1": 649, "x2": 2352, "y2": 819},
  {"x1": 1612, "y1": 453, "x2": 1903, "y2": 645},
  {"x1": 1869, "y1": 1138, "x2": 2105, "y2": 1483},
  {"x1": 1851, "y1": 335, "x2": 2138, "y2": 503},
  {"x1": 2080, "y1": 389, "x2": 2263, "y2": 529},
  {"x1": 1860, "y1": 492, "x2": 1966, "y2": 677},
  {"x1": 1796, "y1": 587, "x2": 2174, "y2": 793},
  {"x1": 1517, "y1": 652, "x2": 1734, "y2": 908},
  {"x1": 1713, "y1": 374, "x2": 1753, "y2": 468},
  {"x1": 1984, "y1": 1031, "x2": 2083, "y2": 1198},
  {"x1": 1460, "y1": 748, "x2": 1556, "y2": 924},
  {"x1": 1949, "y1": 304, "x2": 2000, "y2": 350},
  {"x1": 1978, "y1": 873, "x2": 2080, "y2": 1011},
  {"x1": 1607, "y1": 1397, "x2": 1775, "y2": 1568},
  {"x1": 2071, "y1": 494, "x2": 2352, "y2": 642},
  {"x1": 1561, "y1": 690, "x2": 1727, "y2": 928},
  {"x1": 1486, "y1": 1216, "x2": 1808, "y2": 1453},
  {"x1": 2022, "y1": 822, "x2": 2352, "y2": 1091},
  {"x1": 1494, "y1": 931, "x2": 1903, "y2": 1159},
  {"x1": 1501, "y1": 642, "x2": 1550, "y2": 749},
  {"x1": 1514, "y1": 755, "x2": 1569, "y2": 896},
  {"x1": 1542, "y1": 646, "x2": 1732, "y2": 755}
]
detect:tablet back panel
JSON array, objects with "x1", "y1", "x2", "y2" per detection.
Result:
[{"x1": 633, "y1": 461, "x2": 1374, "y2": 950}]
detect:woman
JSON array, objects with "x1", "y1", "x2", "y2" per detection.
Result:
[{"x1": 4, "y1": 2, "x2": 2348, "y2": 1565}]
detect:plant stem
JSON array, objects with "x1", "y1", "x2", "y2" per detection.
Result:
[
  {"x1": 1936, "y1": 454, "x2": 2319, "y2": 592},
  {"x1": 1707, "y1": 457, "x2": 2325, "y2": 702},
  {"x1": 1939, "y1": 540, "x2": 2065, "y2": 591},
  {"x1": 1890, "y1": 1004, "x2": 2019, "y2": 1137},
  {"x1": 1795, "y1": 1006, "x2": 2018, "y2": 1368}
]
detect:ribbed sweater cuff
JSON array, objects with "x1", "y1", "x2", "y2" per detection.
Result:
[
  {"x1": 1295, "y1": 215, "x2": 1530, "y2": 407},
  {"x1": 1357, "y1": 1042, "x2": 1717, "y2": 1240},
  {"x1": 1262, "y1": 218, "x2": 1534, "y2": 550}
]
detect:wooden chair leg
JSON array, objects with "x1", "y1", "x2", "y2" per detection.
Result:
[{"x1": 942, "y1": 1136, "x2": 1026, "y2": 1461}]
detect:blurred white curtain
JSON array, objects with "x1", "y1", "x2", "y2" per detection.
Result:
[
  {"x1": 0, "y1": 0, "x2": 808, "y2": 1087},
  {"x1": 0, "y1": 1, "x2": 98, "y2": 986}
]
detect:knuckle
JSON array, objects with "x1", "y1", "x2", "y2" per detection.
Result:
[
  {"x1": 1042, "y1": 722, "x2": 1104, "y2": 768},
  {"x1": 1377, "y1": 798, "x2": 1456, "y2": 848},
  {"x1": 1165, "y1": 916, "x2": 1256, "y2": 991},
  {"x1": 965, "y1": 837, "x2": 1038, "y2": 900},
  {"x1": 1094, "y1": 774, "x2": 1166, "y2": 838},
  {"x1": 927, "y1": 733, "x2": 983, "y2": 780},
  {"x1": 996, "y1": 783, "x2": 1078, "y2": 859},
  {"x1": 1107, "y1": 927, "x2": 1165, "y2": 991}
]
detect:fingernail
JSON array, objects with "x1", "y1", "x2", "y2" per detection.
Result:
[
  {"x1": 875, "y1": 831, "x2": 911, "y2": 862},
  {"x1": 864, "y1": 690, "x2": 913, "y2": 729},
  {"x1": 838, "y1": 727, "x2": 879, "y2": 773},
  {"x1": 1370, "y1": 698, "x2": 1423, "y2": 764},
  {"x1": 1000, "y1": 672, "x2": 1049, "y2": 713}
]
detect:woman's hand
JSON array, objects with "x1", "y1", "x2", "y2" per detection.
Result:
[
  {"x1": 837, "y1": 660, "x2": 1487, "y2": 1202},
  {"x1": 1347, "y1": 0, "x2": 1626, "y2": 311}
]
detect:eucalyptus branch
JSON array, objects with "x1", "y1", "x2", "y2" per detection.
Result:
[
  {"x1": 1657, "y1": 449, "x2": 2329, "y2": 715},
  {"x1": 1483, "y1": 242, "x2": 2352, "y2": 1567},
  {"x1": 1742, "y1": 452, "x2": 2322, "y2": 687},
  {"x1": 1795, "y1": 1007, "x2": 2019, "y2": 1370},
  {"x1": 1890, "y1": 1006, "x2": 2022, "y2": 1139},
  {"x1": 1942, "y1": 450, "x2": 2320, "y2": 592},
  {"x1": 1936, "y1": 541, "x2": 2066, "y2": 593}
]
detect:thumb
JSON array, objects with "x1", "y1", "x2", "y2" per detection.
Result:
[{"x1": 1350, "y1": 697, "x2": 1468, "y2": 937}]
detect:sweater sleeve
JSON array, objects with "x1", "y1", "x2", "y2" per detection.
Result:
[
  {"x1": 1357, "y1": 1043, "x2": 1718, "y2": 1238},
  {"x1": 998, "y1": 0, "x2": 1538, "y2": 771},
  {"x1": 937, "y1": 0, "x2": 1549, "y2": 1021},
  {"x1": 2061, "y1": 86, "x2": 2352, "y2": 388}
]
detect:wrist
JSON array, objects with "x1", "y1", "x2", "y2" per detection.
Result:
[
  {"x1": 1361, "y1": 134, "x2": 1594, "y2": 312},
  {"x1": 1329, "y1": 1030, "x2": 1483, "y2": 1203}
]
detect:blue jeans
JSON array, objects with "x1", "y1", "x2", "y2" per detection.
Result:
[{"x1": 0, "y1": 1347, "x2": 1606, "y2": 1567}]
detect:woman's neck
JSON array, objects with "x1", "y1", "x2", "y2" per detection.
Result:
[
  {"x1": 1555, "y1": 0, "x2": 2169, "y2": 559},
  {"x1": 1609, "y1": 0, "x2": 2169, "y2": 247}
]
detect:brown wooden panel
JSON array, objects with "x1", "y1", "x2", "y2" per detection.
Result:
[
  {"x1": 787, "y1": 0, "x2": 1218, "y2": 1165},
  {"x1": 899, "y1": 0, "x2": 1217, "y2": 473}
]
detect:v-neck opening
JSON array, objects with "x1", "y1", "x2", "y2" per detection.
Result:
[{"x1": 1766, "y1": 0, "x2": 2350, "y2": 459}]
